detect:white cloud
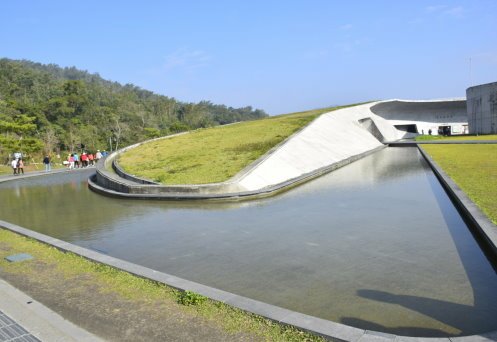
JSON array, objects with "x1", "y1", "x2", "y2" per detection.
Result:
[
  {"x1": 425, "y1": 4, "x2": 464, "y2": 17},
  {"x1": 339, "y1": 24, "x2": 353, "y2": 30},
  {"x1": 426, "y1": 5, "x2": 447, "y2": 12},
  {"x1": 302, "y1": 49, "x2": 329, "y2": 60},
  {"x1": 444, "y1": 6, "x2": 464, "y2": 17},
  {"x1": 162, "y1": 48, "x2": 211, "y2": 72}
]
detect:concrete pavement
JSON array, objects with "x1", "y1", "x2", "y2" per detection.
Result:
[
  {"x1": 0, "y1": 167, "x2": 94, "y2": 184},
  {"x1": 0, "y1": 279, "x2": 103, "y2": 342}
]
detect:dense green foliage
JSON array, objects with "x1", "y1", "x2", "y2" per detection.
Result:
[{"x1": 0, "y1": 58, "x2": 267, "y2": 160}]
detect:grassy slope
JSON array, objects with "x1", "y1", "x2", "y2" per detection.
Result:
[
  {"x1": 421, "y1": 144, "x2": 497, "y2": 224},
  {"x1": 415, "y1": 134, "x2": 497, "y2": 141},
  {"x1": 118, "y1": 106, "x2": 345, "y2": 184},
  {"x1": 0, "y1": 228, "x2": 323, "y2": 341}
]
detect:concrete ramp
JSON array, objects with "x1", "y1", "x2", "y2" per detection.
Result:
[{"x1": 237, "y1": 103, "x2": 386, "y2": 191}]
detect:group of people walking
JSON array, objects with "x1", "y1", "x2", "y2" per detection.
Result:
[
  {"x1": 11, "y1": 158, "x2": 24, "y2": 175},
  {"x1": 9, "y1": 150, "x2": 106, "y2": 176},
  {"x1": 66, "y1": 150, "x2": 103, "y2": 170}
]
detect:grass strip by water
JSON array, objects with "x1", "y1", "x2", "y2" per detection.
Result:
[
  {"x1": 118, "y1": 105, "x2": 350, "y2": 185},
  {"x1": 421, "y1": 144, "x2": 497, "y2": 224},
  {"x1": 415, "y1": 134, "x2": 497, "y2": 141},
  {"x1": 0, "y1": 228, "x2": 324, "y2": 341}
]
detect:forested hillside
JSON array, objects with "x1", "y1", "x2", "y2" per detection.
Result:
[{"x1": 0, "y1": 58, "x2": 267, "y2": 159}]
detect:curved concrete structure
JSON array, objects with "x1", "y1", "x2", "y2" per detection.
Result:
[
  {"x1": 91, "y1": 99, "x2": 467, "y2": 200},
  {"x1": 371, "y1": 99, "x2": 467, "y2": 136},
  {"x1": 466, "y1": 81, "x2": 497, "y2": 134}
]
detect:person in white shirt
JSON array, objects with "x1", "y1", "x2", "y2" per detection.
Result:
[
  {"x1": 95, "y1": 150, "x2": 103, "y2": 161},
  {"x1": 11, "y1": 159, "x2": 18, "y2": 175}
]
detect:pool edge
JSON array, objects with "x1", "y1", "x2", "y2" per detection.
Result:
[{"x1": 2, "y1": 219, "x2": 496, "y2": 342}]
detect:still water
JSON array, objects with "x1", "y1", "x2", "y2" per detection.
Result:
[{"x1": 1, "y1": 148, "x2": 496, "y2": 337}]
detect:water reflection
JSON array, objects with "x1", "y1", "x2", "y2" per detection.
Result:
[{"x1": 0, "y1": 148, "x2": 496, "y2": 337}]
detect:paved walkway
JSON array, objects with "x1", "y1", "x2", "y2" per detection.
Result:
[
  {"x1": 0, "y1": 167, "x2": 94, "y2": 184},
  {"x1": 0, "y1": 309, "x2": 40, "y2": 342},
  {"x1": 0, "y1": 279, "x2": 103, "y2": 342},
  {"x1": 0, "y1": 168, "x2": 101, "y2": 341}
]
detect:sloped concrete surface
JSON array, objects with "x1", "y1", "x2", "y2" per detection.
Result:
[
  {"x1": 91, "y1": 99, "x2": 468, "y2": 199},
  {"x1": 237, "y1": 103, "x2": 390, "y2": 191}
]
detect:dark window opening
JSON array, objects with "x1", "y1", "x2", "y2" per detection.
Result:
[
  {"x1": 394, "y1": 124, "x2": 418, "y2": 133},
  {"x1": 438, "y1": 125, "x2": 451, "y2": 136}
]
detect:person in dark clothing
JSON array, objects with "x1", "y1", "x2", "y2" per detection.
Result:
[
  {"x1": 43, "y1": 155, "x2": 51, "y2": 172},
  {"x1": 17, "y1": 158, "x2": 24, "y2": 174}
]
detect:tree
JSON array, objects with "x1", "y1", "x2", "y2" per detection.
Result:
[
  {"x1": 0, "y1": 58, "x2": 269, "y2": 156},
  {"x1": 143, "y1": 127, "x2": 159, "y2": 139},
  {"x1": 0, "y1": 114, "x2": 42, "y2": 158},
  {"x1": 41, "y1": 127, "x2": 59, "y2": 155},
  {"x1": 110, "y1": 116, "x2": 129, "y2": 151}
]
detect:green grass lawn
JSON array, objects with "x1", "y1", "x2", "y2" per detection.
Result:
[
  {"x1": 118, "y1": 105, "x2": 348, "y2": 184},
  {"x1": 0, "y1": 228, "x2": 323, "y2": 341},
  {"x1": 421, "y1": 144, "x2": 497, "y2": 224},
  {"x1": 415, "y1": 134, "x2": 497, "y2": 141}
]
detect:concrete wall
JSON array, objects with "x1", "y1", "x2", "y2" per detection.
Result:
[
  {"x1": 235, "y1": 99, "x2": 468, "y2": 192},
  {"x1": 236, "y1": 103, "x2": 387, "y2": 191},
  {"x1": 466, "y1": 81, "x2": 497, "y2": 134}
]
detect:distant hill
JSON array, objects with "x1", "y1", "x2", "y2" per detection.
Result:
[{"x1": 0, "y1": 58, "x2": 267, "y2": 156}]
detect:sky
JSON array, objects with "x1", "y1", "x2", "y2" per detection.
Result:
[{"x1": 1, "y1": 1, "x2": 496, "y2": 115}]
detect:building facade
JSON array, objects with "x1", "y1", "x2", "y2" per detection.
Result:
[{"x1": 466, "y1": 81, "x2": 497, "y2": 134}]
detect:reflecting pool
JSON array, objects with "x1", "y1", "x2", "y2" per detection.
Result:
[{"x1": 1, "y1": 148, "x2": 496, "y2": 337}]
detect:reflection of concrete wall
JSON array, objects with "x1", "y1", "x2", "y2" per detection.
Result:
[
  {"x1": 466, "y1": 82, "x2": 497, "y2": 134},
  {"x1": 371, "y1": 100, "x2": 467, "y2": 136}
]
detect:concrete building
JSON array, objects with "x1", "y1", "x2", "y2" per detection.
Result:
[
  {"x1": 466, "y1": 81, "x2": 497, "y2": 134},
  {"x1": 371, "y1": 99, "x2": 468, "y2": 136}
]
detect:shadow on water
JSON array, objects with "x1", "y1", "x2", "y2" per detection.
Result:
[
  {"x1": 349, "y1": 162, "x2": 497, "y2": 337},
  {"x1": 341, "y1": 316, "x2": 454, "y2": 338}
]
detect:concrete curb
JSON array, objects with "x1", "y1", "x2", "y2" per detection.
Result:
[
  {"x1": 88, "y1": 146, "x2": 387, "y2": 201},
  {"x1": 2, "y1": 219, "x2": 497, "y2": 341},
  {"x1": 98, "y1": 112, "x2": 329, "y2": 193},
  {"x1": 418, "y1": 146, "x2": 497, "y2": 258},
  {"x1": 0, "y1": 279, "x2": 103, "y2": 341},
  {"x1": 0, "y1": 221, "x2": 440, "y2": 341},
  {"x1": 388, "y1": 140, "x2": 497, "y2": 147},
  {"x1": 0, "y1": 167, "x2": 91, "y2": 184},
  {"x1": 0, "y1": 220, "x2": 363, "y2": 342}
]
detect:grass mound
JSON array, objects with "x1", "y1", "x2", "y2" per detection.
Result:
[
  {"x1": 118, "y1": 105, "x2": 346, "y2": 184},
  {"x1": 421, "y1": 144, "x2": 497, "y2": 224},
  {"x1": 415, "y1": 134, "x2": 497, "y2": 141}
]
